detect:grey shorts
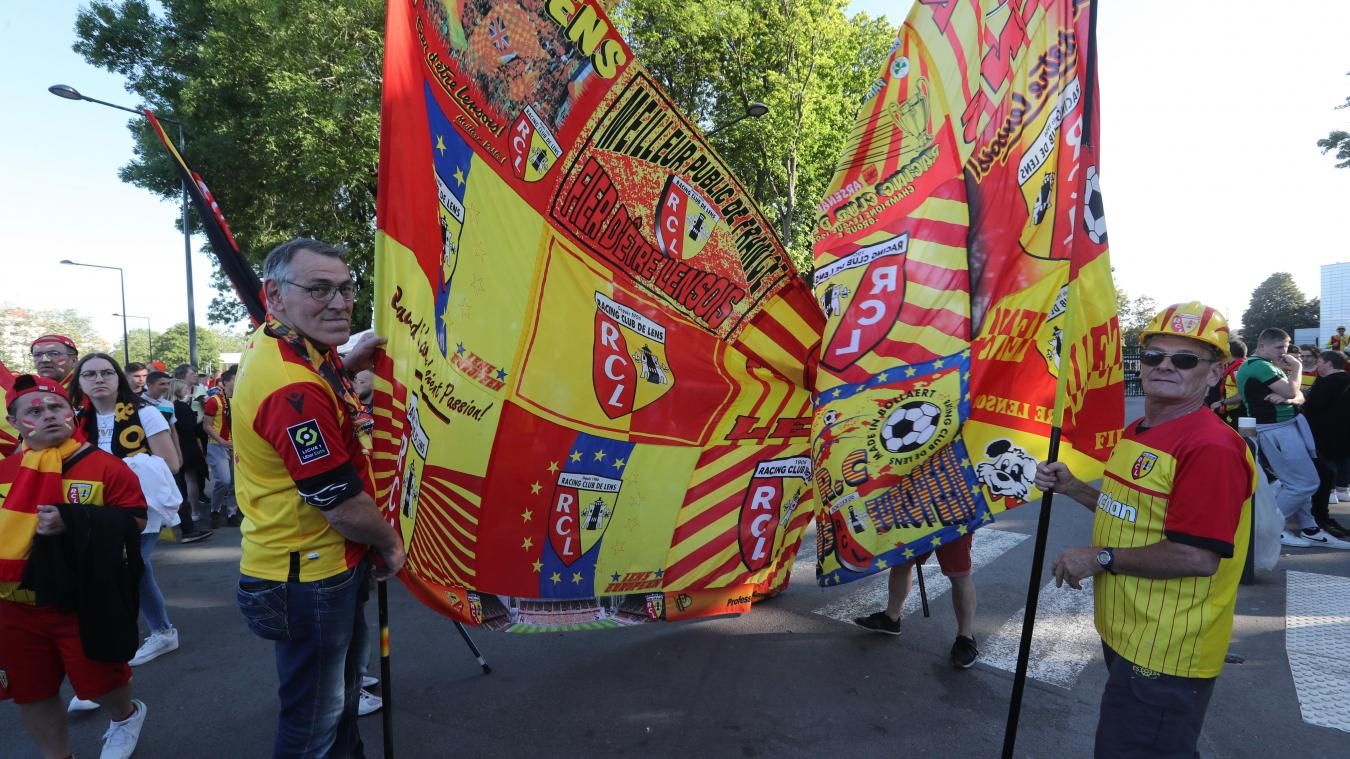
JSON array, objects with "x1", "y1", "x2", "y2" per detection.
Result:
[{"x1": 1094, "y1": 644, "x2": 1217, "y2": 759}]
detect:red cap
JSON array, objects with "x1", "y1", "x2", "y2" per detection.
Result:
[
  {"x1": 30, "y1": 334, "x2": 78, "y2": 352},
  {"x1": 6, "y1": 374, "x2": 72, "y2": 410}
]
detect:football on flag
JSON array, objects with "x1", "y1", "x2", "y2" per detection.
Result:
[
  {"x1": 880, "y1": 401, "x2": 942, "y2": 454},
  {"x1": 1082, "y1": 165, "x2": 1107, "y2": 244}
]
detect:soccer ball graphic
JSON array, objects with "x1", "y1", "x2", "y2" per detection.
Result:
[
  {"x1": 880, "y1": 401, "x2": 942, "y2": 454},
  {"x1": 1082, "y1": 165, "x2": 1107, "y2": 244},
  {"x1": 822, "y1": 409, "x2": 840, "y2": 427}
]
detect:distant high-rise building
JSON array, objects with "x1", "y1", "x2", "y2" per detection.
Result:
[{"x1": 1321, "y1": 263, "x2": 1350, "y2": 346}]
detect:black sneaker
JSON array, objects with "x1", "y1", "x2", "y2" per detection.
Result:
[
  {"x1": 853, "y1": 611, "x2": 901, "y2": 636},
  {"x1": 210, "y1": 512, "x2": 221, "y2": 529},
  {"x1": 950, "y1": 635, "x2": 979, "y2": 668},
  {"x1": 1317, "y1": 518, "x2": 1350, "y2": 540},
  {"x1": 226, "y1": 512, "x2": 243, "y2": 527},
  {"x1": 180, "y1": 529, "x2": 213, "y2": 544}
]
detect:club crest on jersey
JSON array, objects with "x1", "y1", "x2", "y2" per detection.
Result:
[
  {"x1": 592, "y1": 292, "x2": 674, "y2": 419},
  {"x1": 738, "y1": 456, "x2": 811, "y2": 572},
  {"x1": 655, "y1": 175, "x2": 720, "y2": 260},
  {"x1": 816, "y1": 233, "x2": 909, "y2": 372},
  {"x1": 66, "y1": 482, "x2": 93, "y2": 504},
  {"x1": 510, "y1": 106, "x2": 562, "y2": 183},
  {"x1": 1132, "y1": 451, "x2": 1158, "y2": 479},
  {"x1": 549, "y1": 471, "x2": 621, "y2": 566}
]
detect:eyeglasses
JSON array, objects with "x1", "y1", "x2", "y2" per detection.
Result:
[
  {"x1": 1139, "y1": 350, "x2": 1216, "y2": 370},
  {"x1": 284, "y1": 280, "x2": 357, "y2": 303},
  {"x1": 32, "y1": 350, "x2": 72, "y2": 361},
  {"x1": 79, "y1": 369, "x2": 118, "y2": 380}
]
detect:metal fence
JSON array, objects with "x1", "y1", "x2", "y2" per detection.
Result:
[{"x1": 1121, "y1": 345, "x2": 1143, "y2": 396}]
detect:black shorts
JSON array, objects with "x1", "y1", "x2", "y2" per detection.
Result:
[{"x1": 1094, "y1": 643, "x2": 1217, "y2": 759}]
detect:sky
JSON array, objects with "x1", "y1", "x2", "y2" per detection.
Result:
[{"x1": 2, "y1": 1, "x2": 1349, "y2": 344}]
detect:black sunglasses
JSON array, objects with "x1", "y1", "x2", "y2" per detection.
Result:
[{"x1": 1139, "y1": 350, "x2": 1216, "y2": 370}]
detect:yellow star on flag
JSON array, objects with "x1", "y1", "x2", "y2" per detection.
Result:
[
  {"x1": 934, "y1": 358, "x2": 945, "y2": 368},
  {"x1": 453, "y1": 166, "x2": 465, "y2": 186},
  {"x1": 569, "y1": 451, "x2": 582, "y2": 462},
  {"x1": 593, "y1": 450, "x2": 606, "y2": 461},
  {"x1": 530, "y1": 481, "x2": 541, "y2": 495},
  {"x1": 959, "y1": 457, "x2": 971, "y2": 467},
  {"x1": 521, "y1": 537, "x2": 534, "y2": 550},
  {"x1": 877, "y1": 558, "x2": 889, "y2": 570},
  {"x1": 547, "y1": 460, "x2": 560, "y2": 474},
  {"x1": 612, "y1": 457, "x2": 626, "y2": 470},
  {"x1": 435, "y1": 135, "x2": 446, "y2": 155},
  {"x1": 903, "y1": 548, "x2": 915, "y2": 559},
  {"x1": 905, "y1": 367, "x2": 917, "y2": 377},
  {"x1": 531, "y1": 560, "x2": 542, "y2": 573},
  {"x1": 571, "y1": 571, "x2": 584, "y2": 585},
  {"x1": 877, "y1": 371, "x2": 888, "y2": 382},
  {"x1": 931, "y1": 536, "x2": 943, "y2": 547},
  {"x1": 957, "y1": 524, "x2": 968, "y2": 535},
  {"x1": 550, "y1": 572, "x2": 562, "y2": 584},
  {"x1": 521, "y1": 509, "x2": 533, "y2": 523}
]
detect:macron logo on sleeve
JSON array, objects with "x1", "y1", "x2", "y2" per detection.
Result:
[{"x1": 287, "y1": 419, "x2": 330, "y2": 465}]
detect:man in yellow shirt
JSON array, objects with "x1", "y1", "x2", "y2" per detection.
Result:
[
  {"x1": 1035, "y1": 302, "x2": 1252, "y2": 758},
  {"x1": 233, "y1": 238, "x2": 404, "y2": 758}
]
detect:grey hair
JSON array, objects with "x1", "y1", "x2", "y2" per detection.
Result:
[{"x1": 262, "y1": 238, "x2": 348, "y2": 285}]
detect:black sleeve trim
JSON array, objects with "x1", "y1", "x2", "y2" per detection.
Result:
[
  {"x1": 1165, "y1": 530, "x2": 1234, "y2": 559},
  {"x1": 295, "y1": 464, "x2": 365, "y2": 511}
]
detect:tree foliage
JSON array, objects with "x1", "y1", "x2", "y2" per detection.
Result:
[
  {"x1": 0, "y1": 307, "x2": 111, "y2": 372},
  {"x1": 1317, "y1": 72, "x2": 1350, "y2": 168},
  {"x1": 74, "y1": 0, "x2": 384, "y2": 328},
  {"x1": 614, "y1": 0, "x2": 897, "y2": 270},
  {"x1": 109, "y1": 322, "x2": 247, "y2": 371},
  {"x1": 1114, "y1": 289, "x2": 1159, "y2": 350},
  {"x1": 1240, "y1": 273, "x2": 1320, "y2": 344}
]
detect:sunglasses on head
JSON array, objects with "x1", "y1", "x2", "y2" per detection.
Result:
[{"x1": 1139, "y1": 350, "x2": 1215, "y2": 370}]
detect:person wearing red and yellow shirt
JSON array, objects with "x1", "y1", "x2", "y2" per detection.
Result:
[
  {"x1": 233, "y1": 239, "x2": 403, "y2": 758},
  {"x1": 1036, "y1": 302, "x2": 1252, "y2": 759},
  {"x1": 1329, "y1": 326, "x2": 1348, "y2": 352},
  {"x1": 0, "y1": 375, "x2": 149, "y2": 759},
  {"x1": 201, "y1": 366, "x2": 239, "y2": 527}
]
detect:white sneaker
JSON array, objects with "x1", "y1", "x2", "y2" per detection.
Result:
[
  {"x1": 1301, "y1": 528, "x2": 1350, "y2": 550},
  {"x1": 361, "y1": 675, "x2": 379, "y2": 689},
  {"x1": 129, "y1": 627, "x2": 179, "y2": 666},
  {"x1": 1337, "y1": 487, "x2": 1350, "y2": 500},
  {"x1": 69, "y1": 696, "x2": 100, "y2": 713},
  {"x1": 1281, "y1": 530, "x2": 1313, "y2": 547},
  {"x1": 100, "y1": 699, "x2": 147, "y2": 759},
  {"x1": 358, "y1": 689, "x2": 383, "y2": 716},
  {"x1": 1330, "y1": 491, "x2": 1340, "y2": 505}
]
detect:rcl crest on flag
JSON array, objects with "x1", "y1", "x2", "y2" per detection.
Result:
[
  {"x1": 817, "y1": 234, "x2": 909, "y2": 372},
  {"x1": 655, "y1": 175, "x2": 720, "y2": 260},
  {"x1": 549, "y1": 471, "x2": 621, "y2": 566},
  {"x1": 509, "y1": 106, "x2": 562, "y2": 183},
  {"x1": 592, "y1": 292, "x2": 674, "y2": 419},
  {"x1": 738, "y1": 456, "x2": 811, "y2": 572}
]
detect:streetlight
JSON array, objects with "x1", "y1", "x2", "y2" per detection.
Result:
[
  {"x1": 49, "y1": 83, "x2": 198, "y2": 367},
  {"x1": 114, "y1": 313, "x2": 153, "y2": 362},
  {"x1": 60, "y1": 260, "x2": 128, "y2": 366},
  {"x1": 705, "y1": 101, "x2": 770, "y2": 137}
]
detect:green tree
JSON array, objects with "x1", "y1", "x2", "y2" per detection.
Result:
[
  {"x1": 1317, "y1": 73, "x2": 1350, "y2": 167},
  {"x1": 74, "y1": 0, "x2": 384, "y2": 328},
  {"x1": 109, "y1": 327, "x2": 156, "y2": 366},
  {"x1": 1240, "y1": 273, "x2": 1320, "y2": 344},
  {"x1": 614, "y1": 0, "x2": 897, "y2": 270},
  {"x1": 1114, "y1": 290, "x2": 1159, "y2": 349},
  {"x1": 147, "y1": 322, "x2": 229, "y2": 372},
  {"x1": 0, "y1": 307, "x2": 111, "y2": 372}
]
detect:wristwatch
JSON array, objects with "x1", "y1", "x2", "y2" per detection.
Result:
[{"x1": 1096, "y1": 547, "x2": 1117, "y2": 574}]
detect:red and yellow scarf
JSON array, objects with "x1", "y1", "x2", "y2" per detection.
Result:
[
  {"x1": 0, "y1": 438, "x2": 82, "y2": 604},
  {"x1": 265, "y1": 315, "x2": 375, "y2": 442}
]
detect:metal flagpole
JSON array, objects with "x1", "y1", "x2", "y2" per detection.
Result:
[
  {"x1": 454, "y1": 621, "x2": 491, "y2": 674},
  {"x1": 915, "y1": 562, "x2": 931, "y2": 618},
  {"x1": 379, "y1": 581, "x2": 394, "y2": 759}
]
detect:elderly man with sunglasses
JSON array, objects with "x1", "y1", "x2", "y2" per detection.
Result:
[{"x1": 1035, "y1": 302, "x2": 1254, "y2": 759}]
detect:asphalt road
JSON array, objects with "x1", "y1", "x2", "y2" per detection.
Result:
[{"x1": 5, "y1": 398, "x2": 1349, "y2": 757}]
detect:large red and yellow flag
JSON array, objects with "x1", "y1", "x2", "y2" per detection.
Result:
[
  {"x1": 811, "y1": 0, "x2": 1121, "y2": 585},
  {"x1": 374, "y1": 0, "x2": 822, "y2": 631}
]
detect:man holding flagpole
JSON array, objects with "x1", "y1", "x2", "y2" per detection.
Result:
[{"x1": 1034, "y1": 302, "x2": 1252, "y2": 759}]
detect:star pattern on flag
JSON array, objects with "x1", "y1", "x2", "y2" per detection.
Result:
[
  {"x1": 496, "y1": 367, "x2": 507, "y2": 381},
  {"x1": 876, "y1": 558, "x2": 889, "y2": 570},
  {"x1": 905, "y1": 367, "x2": 917, "y2": 377},
  {"x1": 980, "y1": 512, "x2": 993, "y2": 524},
  {"x1": 654, "y1": 568, "x2": 664, "y2": 578},
  {"x1": 571, "y1": 571, "x2": 584, "y2": 585},
  {"x1": 931, "y1": 536, "x2": 943, "y2": 547},
  {"x1": 569, "y1": 451, "x2": 582, "y2": 462},
  {"x1": 521, "y1": 537, "x2": 534, "y2": 550},
  {"x1": 934, "y1": 358, "x2": 945, "y2": 368},
  {"x1": 612, "y1": 457, "x2": 626, "y2": 470},
  {"x1": 957, "y1": 524, "x2": 968, "y2": 535},
  {"x1": 593, "y1": 450, "x2": 606, "y2": 461},
  {"x1": 877, "y1": 371, "x2": 888, "y2": 382},
  {"x1": 530, "y1": 481, "x2": 541, "y2": 495},
  {"x1": 903, "y1": 548, "x2": 915, "y2": 559},
  {"x1": 521, "y1": 509, "x2": 533, "y2": 522},
  {"x1": 435, "y1": 135, "x2": 446, "y2": 155},
  {"x1": 959, "y1": 457, "x2": 970, "y2": 467},
  {"x1": 453, "y1": 166, "x2": 466, "y2": 186},
  {"x1": 611, "y1": 571, "x2": 622, "y2": 582},
  {"x1": 531, "y1": 560, "x2": 542, "y2": 573},
  {"x1": 550, "y1": 572, "x2": 562, "y2": 585},
  {"x1": 547, "y1": 460, "x2": 560, "y2": 473},
  {"x1": 455, "y1": 342, "x2": 466, "y2": 355}
]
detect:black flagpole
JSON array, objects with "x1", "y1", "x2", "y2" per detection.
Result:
[{"x1": 379, "y1": 581, "x2": 394, "y2": 759}]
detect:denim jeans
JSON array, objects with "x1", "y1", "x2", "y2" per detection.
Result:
[
  {"x1": 237, "y1": 561, "x2": 370, "y2": 759},
  {"x1": 138, "y1": 533, "x2": 171, "y2": 632},
  {"x1": 206, "y1": 443, "x2": 237, "y2": 516}
]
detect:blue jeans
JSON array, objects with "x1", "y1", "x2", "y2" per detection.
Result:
[
  {"x1": 206, "y1": 443, "x2": 236, "y2": 516},
  {"x1": 139, "y1": 532, "x2": 171, "y2": 632},
  {"x1": 237, "y1": 561, "x2": 370, "y2": 759}
]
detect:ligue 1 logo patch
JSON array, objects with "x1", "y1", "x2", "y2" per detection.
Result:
[
  {"x1": 287, "y1": 419, "x2": 330, "y2": 465},
  {"x1": 1132, "y1": 452, "x2": 1158, "y2": 479}
]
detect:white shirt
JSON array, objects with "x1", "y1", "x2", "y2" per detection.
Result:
[{"x1": 95, "y1": 405, "x2": 171, "y2": 454}]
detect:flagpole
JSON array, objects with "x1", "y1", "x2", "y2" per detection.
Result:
[{"x1": 379, "y1": 581, "x2": 394, "y2": 759}]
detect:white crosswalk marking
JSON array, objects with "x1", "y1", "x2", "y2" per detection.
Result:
[
  {"x1": 1286, "y1": 570, "x2": 1350, "y2": 733},
  {"x1": 814, "y1": 528, "x2": 1029, "y2": 623},
  {"x1": 981, "y1": 577, "x2": 1099, "y2": 689}
]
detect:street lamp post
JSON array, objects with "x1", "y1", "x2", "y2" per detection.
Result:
[
  {"x1": 705, "y1": 101, "x2": 770, "y2": 137},
  {"x1": 61, "y1": 260, "x2": 128, "y2": 365},
  {"x1": 49, "y1": 84, "x2": 198, "y2": 367},
  {"x1": 114, "y1": 313, "x2": 153, "y2": 362}
]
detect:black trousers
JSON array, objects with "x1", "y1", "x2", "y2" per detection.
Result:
[{"x1": 1094, "y1": 643, "x2": 1216, "y2": 759}]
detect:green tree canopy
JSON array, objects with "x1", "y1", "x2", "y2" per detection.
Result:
[
  {"x1": 1114, "y1": 289, "x2": 1159, "y2": 350},
  {"x1": 1240, "y1": 273, "x2": 1320, "y2": 344},
  {"x1": 75, "y1": 0, "x2": 384, "y2": 328},
  {"x1": 0, "y1": 307, "x2": 112, "y2": 372},
  {"x1": 1317, "y1": 72, "x2": 1350, "y2": 168}
]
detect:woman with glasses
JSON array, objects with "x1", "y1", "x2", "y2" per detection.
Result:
[{"x1": 66, "y1": 353, "x2": 186, "y2": 689}]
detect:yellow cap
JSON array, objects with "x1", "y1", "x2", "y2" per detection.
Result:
[{"x1": 1139, "y1": 302, "x2": 1231, "y2": 360}]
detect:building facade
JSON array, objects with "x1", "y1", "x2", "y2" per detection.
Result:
[{"x1": 1320, "y1": 262, "x2": 1350, "y2": 346}]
